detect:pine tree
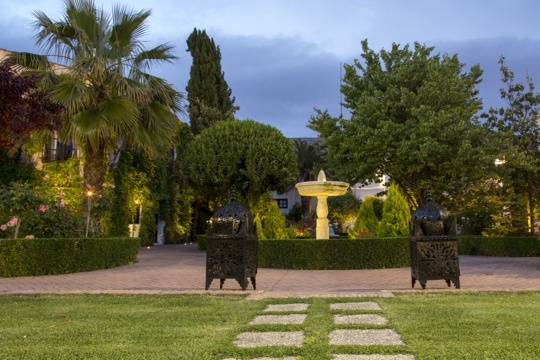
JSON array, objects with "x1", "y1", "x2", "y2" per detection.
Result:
[
  {"x1": 186, "y1": 28, "x2": 237, "y2": 134},
  {"x1": 377, "y1": 184, "x2": 411, "y2": 237},
  {"x1": 349, "y1": 196, "x2": 380, "y2": 239}
]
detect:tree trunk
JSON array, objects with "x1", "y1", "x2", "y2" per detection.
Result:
[{"x1": 83, "y1": 143, "x2": 106, "y2": 196}]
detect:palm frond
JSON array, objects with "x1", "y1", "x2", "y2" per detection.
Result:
[
  {"x1": 49, "y1": 75, "x2": 92, "y2": 113},
  {"x1": 7, "y1": 51, "x2": 51, "y2": 72},
  {"x1": 132, "y1": 44, "x2": 176, "y2": 70},
  {"x1": 109, "y1": 5, "x2": 150, "y2": 58}
]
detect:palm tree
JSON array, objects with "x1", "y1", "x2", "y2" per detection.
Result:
[
  {"x1": 11, "y1": 0, "x2": 182, "y2": 195},
  {"x1": 294, "y1": 139, "x2": 324, "y2": 181}
]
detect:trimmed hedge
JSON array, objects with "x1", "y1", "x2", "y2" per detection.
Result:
[
  {"x1": 0, "y1": 237, "x2": 140, "y2": 277},
  {"x1": 254, "y1": 236, "x2": 540, "y2": 270},
  {"x1": 459, "y1": 236, "x2": 540, "y2": 257},
  {"x1": 258, "y1": 238, "x2": 410, "y2": 270}
]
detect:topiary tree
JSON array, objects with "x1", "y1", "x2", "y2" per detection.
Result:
[
  {"x1": 377, "y1": 184, "x2": 411, "y2": 237},
  {"x1": 349, "y1": 196, "x2": 380, "y2": 239},
  {"x1": 183, "y1": 120, "x2": 298, "y2": 203}
]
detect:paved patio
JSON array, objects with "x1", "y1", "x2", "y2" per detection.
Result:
[{"x1": 1, "y1": 244, "x2": 539, "y2": 296}]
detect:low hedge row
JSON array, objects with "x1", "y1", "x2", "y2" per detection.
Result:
[
  {"x1": 459, "y1": 236, "x2": 540, "y2": 257},
  {"x1": 258, "y1": 238, "x2": 410, "y2": 270},
  {"x1": 0, "y1": 237, "x2": 140, "y2": 277}
]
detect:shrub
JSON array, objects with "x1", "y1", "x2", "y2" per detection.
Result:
[
  {"x1": 0, "y1": 182, "x2": 43, "y2": 239},
  {"x1": 259, "y1": 238, "x2": 409, "y2": 269},
  {"x1": 459, "y1": 236, "x2": 540, "y2": 257},
  {"x1": 19, "y1": 205, "x2": 84, "y2": 238},
  {"x1": 349, "y1": 196, "x2": 380, "y2": 239},
  {"x1": 251, "y1": 194, "x2": 294, "y2": 240},
  {"x1": 196, "y1": 234, "x2": 207, "y2": 250},
  {"x1": 0, "y1": 237, "x2": 139, "y2": 277},
  {"x1": 377, "y1": 184, "x2": 411, "y2": 237},
  {"x1": 328, "y1": 193, "x2": 360, "y2": 233}
]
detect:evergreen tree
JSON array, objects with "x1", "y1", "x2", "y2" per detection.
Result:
[
  {"x1": 186, "y1": 28, "x2": 237, "y2": 134},
  {"x1": 377, "y1": 184, "x2": 411, "y2": 237},
  {"x1": 349, "y1": 196, "x2": 380, "y2": 239}
]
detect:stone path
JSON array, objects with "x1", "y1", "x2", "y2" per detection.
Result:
[
  {"x1": 228, "y1": 300, "x2": 414, "y2": 359},
  {"x1": 2, "y1": 244, "x2": 540, "y2": 295},
  {"x1": 330, "y1": 301, "x2": 409, "y2": 358},
  {"x1": 334, "y1": 314, "x2": 388, "y2": 325},
  {"x1": 250, "y1": 314, "x2": 307, "y2": 325}
]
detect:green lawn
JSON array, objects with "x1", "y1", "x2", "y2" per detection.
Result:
[{"x1": 0, "y1": 293, "x2": 539, "y2": 359}]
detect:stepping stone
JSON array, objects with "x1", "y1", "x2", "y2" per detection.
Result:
[
  {"x1": 334, "y1": 314, "x2": 388, "y2": 325},
  {"x1": 330, "y1": 302, "x2": 381, "y2": 311},
  {"x1": 333, "y1": 355, "x2": 414, "y2": 360},
  {"x1": 250, "y1": 314, "x2": 307, "y2": 325},
  {"x1": 264, "y1": 303, "x2": 309, "y2": 313},
  {"x1": 329, "y1": 329, "x2": 404, "y2": 346},
  {"x1": 235, "y1": 331, "x2": 304, "y2": 348}
]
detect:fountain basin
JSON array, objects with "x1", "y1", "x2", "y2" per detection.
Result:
[
  {"x1": 294, "y1": 170, "x2": 350, "y2": 239},
  {"x1": 295, "y1": 181, "x2": 349, "y2": 197}
]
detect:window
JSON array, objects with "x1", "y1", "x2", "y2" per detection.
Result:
[{"x1": 275, "y1": 198, "x2": 288, "y2": 209}]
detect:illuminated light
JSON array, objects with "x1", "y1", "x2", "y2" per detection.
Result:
[{"x1": 86, "y1": 190, "x2": 94, "y2": 197}]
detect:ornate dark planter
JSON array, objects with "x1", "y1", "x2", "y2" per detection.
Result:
[
  {"x1": 410, "y1": 191, "x2": 460, "y2": 289},
  {"x1": 205, "y1": 202, "x2": 257, "y2": 290}
]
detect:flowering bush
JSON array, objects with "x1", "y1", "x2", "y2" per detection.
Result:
[
  {"x1": 0, "y1": 182, "x2": 41, "y2": 239},
  {"x1": 0, "y1": 182, "x2": 83, "y2": 239}
]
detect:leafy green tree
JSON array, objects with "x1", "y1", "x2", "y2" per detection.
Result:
[
  {"x1": 186, "y1": 28, "x2": 237, "y2": 134},
  {"x1": 377, "y1": 184, "x2": 411, "y2": 237},
  {"x1": 11, "y1": 0, "x2": 181, "y2": 196},
  {"x1": 310, "y1": 40, "x2": 492, "y2": 208},
  {"x1": 349, "y1": 196, "x2": 380, "y2": 239},
  {"x1": 183, "y1": 120, "x2": 298, "y2": 203},
  {"x1": 483, "y1": 58, "x2": 540, "y2": 234}
]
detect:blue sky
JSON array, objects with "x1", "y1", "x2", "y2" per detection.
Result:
[{"x1": 1, "y1": 0, "x2": 539, "y2": 136}]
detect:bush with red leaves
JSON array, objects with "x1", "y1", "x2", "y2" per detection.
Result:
[{"x1": 0, "y1": 60, "x2": 63, "y2": 150}]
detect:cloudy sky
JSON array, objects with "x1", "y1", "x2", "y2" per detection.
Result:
[{"x1": 1, "y1": 0, "x2": 539, "y2": 136}]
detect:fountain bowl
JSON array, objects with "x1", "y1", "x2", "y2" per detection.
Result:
[{"x1": 295, "y1": 181, "x2": 349, "y2": 197}]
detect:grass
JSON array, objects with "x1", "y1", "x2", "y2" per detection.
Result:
[{"x1": 0, "y1": 293, "x2": 539, "y2": 359}]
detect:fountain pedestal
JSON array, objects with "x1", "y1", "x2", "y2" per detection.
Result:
[
  {"x1": 295, "y1": 170, "x2": 349, "y2": 240},
  {"x1": 316, "y1": 196, "x2": 329, "y2": 240}
]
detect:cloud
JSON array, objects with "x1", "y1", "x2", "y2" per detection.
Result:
[
  {"x1": 435, "y1": 37, "x2": 540, "y2": 110},
  {"x1": 154, "y1": 33, "x2": 345, "y2": 137}
]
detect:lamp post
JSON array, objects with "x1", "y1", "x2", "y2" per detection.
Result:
[{"x1": 85, "y1": 190, "x2": 94, "y2": 238}]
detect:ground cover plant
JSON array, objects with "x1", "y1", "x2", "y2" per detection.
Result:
[{"x1": 0, "y1": 293, "x2": 539, "y2": 359}]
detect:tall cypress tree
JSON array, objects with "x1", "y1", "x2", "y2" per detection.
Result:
[{"x1": 186, "y1": 28, "x2": 237, "y2": 134}]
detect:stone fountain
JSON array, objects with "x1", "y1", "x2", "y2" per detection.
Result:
[{"x1": 295, "y1": 170, "x2": 350, "y2": 239}]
